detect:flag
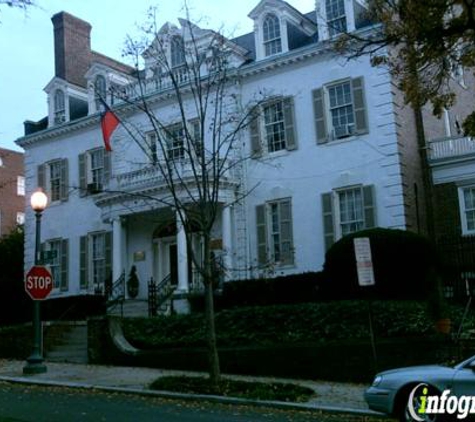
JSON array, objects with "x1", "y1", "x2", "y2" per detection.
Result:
[{"x1": 100, "y1": 102, "x2": 120, "y2": 152}]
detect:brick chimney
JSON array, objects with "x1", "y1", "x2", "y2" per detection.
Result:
[{"x1": 51, "y1": 12, "x2": 92, "y2": 88}]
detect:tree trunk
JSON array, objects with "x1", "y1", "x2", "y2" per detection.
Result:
[{"x1": 203, "y1": 238, "x2": 221, "y2": 386}]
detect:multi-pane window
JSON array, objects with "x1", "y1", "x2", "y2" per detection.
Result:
[
  {"x1": 263, "y1": 14, "x2": 282, "y2": 56},
  {"x1": 460, "y1": 187, "x2": 475, "y2": 233},
  {"x1": 171, "y1": 36, "x2": 185, "y2": 68},
  {"x1": 326, "y1": 0, "x2": 347, "y2": 37},
  {"x1": 91, "y1": 233, "x2": 106, "y2": 291},
  {"x1": 54, "y1": 89, "x2": 65, "y2": 125},
  {"x1": 166, "y1": 124, "x2": 185, "y2": 161},
  {"x1": 17, "y1": 176, "x2": 25, "y2": 196},
  {"x1": 47, "y1": 240, "x2": 62, "y2": 289},
  {"x1": 337, "y1": 188, "x2": 365, "y2": 236},
  {"x1": 94, "y1": 75, "x2": 107, "y2": 111},
  {"x1": 147, "y1": 132, "x2": 158, "y2": 164},
  {"x1": 264, "y1": 101, "x2": 286, "y2": 152},
  {"x1": 328, "y1": 81, "x2": 355, "y2": 138},
  {"x1": 90, "y1": 149, "x2": 105, "y2": 187},
  {"x1": 256, "y1": 198, "x2": 294, "y2": 267},
  {"x1": 322, "y1": 185, "x2": 376, "y2": 251},
  {"x1": 49, "y1": 160, "x2": 62, "y2": 202}
]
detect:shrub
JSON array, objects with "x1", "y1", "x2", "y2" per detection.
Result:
[{"x1": 322, "y1": 228, "x2": 440, "y2": 300}]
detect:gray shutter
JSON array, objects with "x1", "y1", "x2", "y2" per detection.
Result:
[
  {"x1": 103, "y1": 148, "x2": 111, "y2": 185},
  {"x1": 322, "y1": 192, "x2": 335, "y2": 251},
  {"x1": 352, "y1": 77, "x2": 368, "y2": 135},
  {"x1": 256, "y1": 204, "x2": 267, "y2": 266},
  {"x1": 105, "y1": 231, "x2": 112, "y2": 283},
  {"x1": 37, "y1": 164, "x2": 46, "y2": 190},
  {"x1": 363, "y1": 185, "x2": 376, "y2": 228},
  {"x1": 250, "y1": 109, "x2": 262, "y2": 158},
  {"x1": 60, "y1": 158, "x2": 69, "y2": 201},
  {"x1": 78, "y1": 153, "x2": 87, "y2": 197},
  {"x1": 313, "y1": 88, "x2": 328, "y2": 144},
  {"x1": 279, "y1": 200, "x2": 294, "y2": 265},
  {"x1": 80, "y1": 236, "x2": 88, "y2": 289},
  {"x1": 283, "y1": 97, "x2": 297, "y2": 151},
  {"x1": 60, "y1": 239, "x2": 69, "y2": 291}
]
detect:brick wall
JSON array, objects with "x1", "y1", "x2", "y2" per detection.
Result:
[
  {"x1": 52, "y1": 12, "x2": 92, "y2": 88},
  {"x1": 0, "y1": 148, "x2": 24, "y2": 237},
  {"x1": 433, "y1": 182, "x2": 461, "y2": 240}
]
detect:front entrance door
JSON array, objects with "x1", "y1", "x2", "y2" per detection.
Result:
[{"x1": 169, "y1": 244, "x2": 178, "y2": 286}]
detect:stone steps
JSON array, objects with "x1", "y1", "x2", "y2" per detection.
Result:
[{"x1": 45, "y1": 322, "x2": 88, "y2": 364}]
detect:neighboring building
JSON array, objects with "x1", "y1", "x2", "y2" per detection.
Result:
[
  {"x1": 0, "y1": 148, "x2": 25, "y2": 237},
  {"x1": 16, "y1": 0, "x2": 458, "y2": 310}
]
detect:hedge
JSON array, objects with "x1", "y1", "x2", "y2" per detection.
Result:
[{"x1": 122, "y1": 300, "x2": 475, "y2": 350}]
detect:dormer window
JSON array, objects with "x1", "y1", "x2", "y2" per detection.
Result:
[
  {"x1": 326, "y1": 0, "x2": 347, "y2": 37},
  {"x1": 263, "y1": 14, "x2": 282, "y2": 56},
  {"x1": 94, "y1": 75, "x2": 107, "y2": 111},
  {"x1": 171, "y1": 36, "x2": 185, "y2": 68},
  {"x1": 54, "y1": 89, "x2": 66, "y2": 125}
]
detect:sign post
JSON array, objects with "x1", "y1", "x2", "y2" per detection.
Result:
[
  {"x1": 25, "y1": 266, "x2": 53, "y2": 300},
  {"x1": 354, "y1": 237, "x2": 378, "y2": 371}
]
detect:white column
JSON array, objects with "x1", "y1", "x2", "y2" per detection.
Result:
[
  {"x1": 176, "y1": 212, "x2": 189, "y2": 292},
  {"x1": 112, "y1": 217, "x2": 123, "y2": 283},
  {"x1": 222, "y1": 205, "x2": 233, "y2": 281}
]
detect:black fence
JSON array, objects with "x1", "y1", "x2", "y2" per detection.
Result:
[{"x1": 437, "y1": 235, "x2": 475, "y2": 300}]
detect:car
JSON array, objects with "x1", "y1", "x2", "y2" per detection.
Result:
[{"x1": 364, "y1": 355, "x2": 475, "y2": 421}]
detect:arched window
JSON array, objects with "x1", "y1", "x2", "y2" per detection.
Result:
[
  {"x1": 94, "y1": 75, "x2": 107, "y2": 111},
  {"x1": 171, "y1": 36, "x2": 185, "y2": 68},
  {"x1": 263, "y1": 14, "x2": 282, "y2": 56},
  {"x1": 54, "y1": 89, "x2": 65, "y2": 124}
]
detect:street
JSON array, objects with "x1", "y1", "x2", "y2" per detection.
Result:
[{"x1": 0, "y1": 382, "x2": 393, "y2": 422}]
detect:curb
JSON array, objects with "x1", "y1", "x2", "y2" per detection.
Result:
[{"x1": 0, "y1": 375, "x2": 389, "y2": 418}]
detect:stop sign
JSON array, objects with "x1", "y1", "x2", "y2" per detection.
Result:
[{"x1": 25, "y1": 266, "x2": 53, "y2": 300}]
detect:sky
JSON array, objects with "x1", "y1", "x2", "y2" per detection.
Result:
[{"x1": 0, "y1": 0, "x2": 315, "y2": 152}]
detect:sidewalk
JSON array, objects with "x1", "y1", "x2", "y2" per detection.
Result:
[{"x1": 0, "y1": 359, "x2": 385, "y2": 417}]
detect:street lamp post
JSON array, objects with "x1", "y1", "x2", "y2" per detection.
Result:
[{"x1": 23, "y1": 189, "x2": 48, "y2": 375}]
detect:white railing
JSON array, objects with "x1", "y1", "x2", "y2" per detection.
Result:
[
  {"x1": 429, "y1": 136, "x2": 475, "y2": 160},
  {"x1": 115, "y1": 159, "x2": 237, "y2": 190}
]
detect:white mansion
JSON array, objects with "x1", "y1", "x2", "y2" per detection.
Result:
[{"x1": 17, "y1": 0, "x2": 461, "y2": 307}]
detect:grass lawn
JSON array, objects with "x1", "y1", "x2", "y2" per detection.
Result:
[{"x1": 149, "y1": 376, "x2": 315, "y2": 402}]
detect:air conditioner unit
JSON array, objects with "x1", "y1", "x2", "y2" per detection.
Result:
[
  {"x1": 87, "y1": 183, "x2": 102, "y2": 194},
  {"x1": 332, "y1": 124, "x2": 356, "y2": 139}
]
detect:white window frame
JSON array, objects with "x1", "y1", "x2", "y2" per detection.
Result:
[
  {"x1": 262, "y1": 13, "x2": 282, "y2": 57},
  {"x1": 165, "y1": 123, "x2": 186, "y2": 161},
  {"x1": 325, "y1": 0, "x2": 347, "y2": 37},
  {"x1": 16, "y1": 212, "x2": 25, "y2": 225},
  {"x1": 90, "y1": 232, "x2": 107, "y2": 292},
  {"x1": 45, "y1": 239, "x2": 62, "y2": 290},
  {"x1": 94, "y1": 75, "x2": 107, "y2": 112},
  {"x1": 326, "y1": 79, "x2": 356, "y2": 140},
  {"x1": 17, "y1": 176, "x2": 25, "y2": 196},
  {"x1": 88, "y1": 148, "x2": 105, "y2": 187},
  {"x1": 263, "y1": 100, "x2": 287, "y2": 153},
  {"x1": 334, "y1": 186, "x2": 365, "y2": 238},
  {"x1": 264, "y1": 198, "x2": 294, "y2": 267},
  {"x1": 458, "y1": 186, "x2": 475, "y2": 235},
  {"x1": 48, "y1": 160, "x2": 62, "y2": 202},
  {"x1": 54, "y1": 89, "x2": 66, "y2": 125}
]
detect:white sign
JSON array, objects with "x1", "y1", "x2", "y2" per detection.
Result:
[{"x1": 354, "y1": 237, "x2": 375, "y2": 286}]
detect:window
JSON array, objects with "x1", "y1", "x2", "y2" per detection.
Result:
[
  {"x1": 146, "y1": 131, "x2": 159, "y2": 164},
  {"x1": 37, "y1": 159, "x2": 69, "y2": 203},
  {"x1": 165, "y1": 123, "x2": 186, "y2": 161},
  {"x1": 94, "y1": 75, "x2": 107, "y2": 111},
  {"x1": 43, "y1": 239, "x2": 68, "y2": 290},
  {"x1": 322, "y1": 185, "x2": 376, "y2": 250},
  {"x1": 80, "y1": 232, "x2": 111, "y2": 292},
  {"x1": 326, "y1": 0, "x2": 347, "y2": 37},
  {"x1": 17, "y1": 176, "x2": 25, "y2": 196},
  {"x1": 256, "y1": 198, "x2": 294, "y2": 267},
  {"x1": 16, "y1": 212, "x2": 25, "y2": 225},
  {"x1": 459, "y1": 186, "x2": 475, "y2": 234},
  {"x1": 171, "y1": 36, "x2": 185, "y2": 68},
  {"x1": 79, "y1": 148, "x2": 111, "y2": 195},
  {"x1": 263, "y1": 14, "x2": 282, "y2": 56},
  {"x1": 250, "y1": 97, "x2": 297, "y2": 157},
  {"x1": 313, "y1": 77, "x2": 368, "y2": 144},
  {"x1": 54, "y1": 89, "x2": 66, "y2": 125}
]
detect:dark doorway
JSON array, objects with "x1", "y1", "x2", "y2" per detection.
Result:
[{"x1": 169, "y1": 244, "x2": 178, "y2": 286}]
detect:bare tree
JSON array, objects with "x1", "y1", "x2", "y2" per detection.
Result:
[{"x1": 111, "y1": 7, "x2": 263, "y2": 386}]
